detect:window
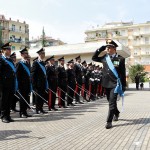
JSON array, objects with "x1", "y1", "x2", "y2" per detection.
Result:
[
  {"x1": 96, "y1": 33, "x2": 99, "y2": 37},
  {"x1": 12, "y1": 24, "x2": 15, "y2": 31},
  {"x1": 121, "y1": 30, "x2": 125, "y2": 36},
  {"x1": 145, "y1": 37, "x2": 149, "y2": 44},
  {"x1": 19, "y1": 26, "x2": 21, "y2": 31}
]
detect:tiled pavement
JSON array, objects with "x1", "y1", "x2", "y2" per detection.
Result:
[{"x1": 0, "y1": 90, "x2": 150, "y2": 150}]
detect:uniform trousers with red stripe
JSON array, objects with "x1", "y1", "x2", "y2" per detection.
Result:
[
  {"x1": 48, "y1": 80, "x2": 57, "y2": 109},
  {"x1": 58, "y1": 80, "x2": 67, "y2": 107}
]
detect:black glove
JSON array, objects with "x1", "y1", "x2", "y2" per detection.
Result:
[{"x1": 98, "y1": 45, "x2": 107, "y2": 52}]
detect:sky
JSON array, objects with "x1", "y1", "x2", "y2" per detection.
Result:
[{"x1": 0, "y1": 0, "x2": 150, "y2": 44}]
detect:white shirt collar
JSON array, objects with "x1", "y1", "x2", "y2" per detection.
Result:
[
  {"x1": 2, "y1": 54, "x2": 10, "y2": 58},
  {"x1": 38, "y1": 58, "x2": 43, "y2": 62},
  {"x1": 110, "y1": 53, "x2": 118, "y2": 58},
  {"x1": 21, "y1": 58, "x2": 27, "y2": 63}
]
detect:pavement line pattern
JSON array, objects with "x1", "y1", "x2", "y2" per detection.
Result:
[{"x1": 0, "y1": 90, "x2": 150, "y2": 150}]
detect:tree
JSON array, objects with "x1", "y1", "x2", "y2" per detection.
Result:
[
  {"x1": 41, "y1": 27, "x2": 46, "y2": 47},
  {"x1": 128, "y1": 64, "x2": 148, "y2": 82}
]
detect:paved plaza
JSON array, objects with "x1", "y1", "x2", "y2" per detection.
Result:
[{"x1": 0, "y1": 90, "x2": 150, "y2": 150}]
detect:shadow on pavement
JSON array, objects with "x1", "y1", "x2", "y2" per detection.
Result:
[
  {"x1": 12, "y1": 98, "x2": 108, "y2": 123},
  {"x1": 0, "y1": 130, "x2": 45, "y2": 141},
  {"x1": 0, "y1": 130, "x2": 30, "y2": 141},
  {"x1": 113, "y1": 118, "x2": 150, "y2": 128}
]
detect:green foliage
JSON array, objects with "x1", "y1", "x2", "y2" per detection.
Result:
[{"x1": 128, "y1": 64, "x2": 148, "y2": 83}]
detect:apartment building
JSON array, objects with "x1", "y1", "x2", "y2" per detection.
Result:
[
  {"x1": 85, "y1": 21, "x2": 150, "y2": 72},
  {"x1": 0, "y1": 15, "x2": 29, "y2": 50}
]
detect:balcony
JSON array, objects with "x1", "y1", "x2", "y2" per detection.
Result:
[
  {"x1": 9, "y1": 38, "x2": 25, "y2": 44},
  {"x1": 0, "y1": 26, "x2": 6, "y2": 30},
  {"x1": 133, "y1": 53, "x2": 141, "y2": 57},
  {"x1": 9, "y1": 28, "x2": 27, "y2": 34},
  {"x1": 140, "y1": 51, "x2": 150, "y2": 56}
]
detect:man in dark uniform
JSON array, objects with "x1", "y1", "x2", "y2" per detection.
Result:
[
  {"x1": 89, "y1": 64, "x2": 96, "y2": 100},
  {"x1": 10, "y1": 52, "x2": 19, "y2": 112},
  {"x1": 16, "y1": 47, "x2": 32, "y2": 117},
  {"x1": 81, "y1": 60, "x2": 89, "y2": 101},
  {"x1": 0, "y1": 42, "x2": 16, "y2": 123},
  {"x1": 92, "y1": 39, "x2": 126, "y2": 129},
  {"x1": 85, "y1": 63, "x2": 92, "y2": 101},
  {"x1": 74, "y1": 56, "x2": 84, "y2": 104},
  {"x1": 31, "y1": 48, "x2": 48, "y2": 114},
  {"x1": 67, "y1": 59, "x2": 76, "y2": 106},
  {"x1": 57, "y1": 56, "x2": 67, "y2": 108},
  {"x1": 46, "y1": 55, "x2": 58, "y2": 111},
  {"x1": 135, "y1": 73, "x2": 140, "y2": 90},
  {"x1": 31, "y1": 57, "x2": 38, "y2": 106},
  {"x1": 93, "y1": 65, "x2": 100, "y2": 99}
]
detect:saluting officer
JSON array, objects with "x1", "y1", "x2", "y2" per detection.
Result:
[
  {"x1": 74, "y1": 56, "x2": 83, "y2": 104},
  {"x1": 92, "y1": 39, "x2": 126, "y2": 129},
  {"x1": 57, "y1": 56, "x2": 68, "y2": 108},
  {"x1": 0, "y1": 42, "x2": 16, "y2": 123},
  {"x1": 66, "y1": 59, "x2": 76, "y2": 106},
  {"x1": 31, "y1": 48, "x2": 48, "y2": 114},
  {"x1": 46, "y1": 55, "x2": 58, "y2": 111},
  {"x1": 16, "y1": 47, "x2": 32, "y2": 118}
]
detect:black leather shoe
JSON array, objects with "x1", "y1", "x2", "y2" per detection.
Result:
[
  {"x1": 8, "y1": 116, "x2": 14, "y2": 122},
  {"x1": 40, "y1": 110, "x2": 48, "y2": 114},
  {"x1": 25, "y1": 114, "x2": 32, "y2": 117},
  {"x1": 113, "y1": 114, "x2": 119, "y2": 121},
  {"x1": 63, "y1": 106, "x2": 68, "y2": 108},
  {"x1": 70, "y1": 103, "x2": 76, "y2": 106},
  {"x1": 2, "y1": 118, "x2": 10, "y2": 123},
  {"x1": 20, "y1": 114, "x2": 28, "y2": 118},
  {"x1": 105, "y1": 122, "x2": 112, "y2": 129},
  {"x1": 11, "y1": 108, "x2": 20, "y2": 112},
  {"x1": 52, "y1": 108, "x2": 58, "y2": 111},
  {"x1": 36, "y1": 110, "x2": 40, "y2": 114}
]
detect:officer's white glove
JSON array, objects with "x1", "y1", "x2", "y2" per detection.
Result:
[{"x1": 90, "y1": 78, "x2": 94, "y2": 82}]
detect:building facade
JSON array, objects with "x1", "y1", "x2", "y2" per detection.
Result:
[
  {"x1": 0, "y1": 15, "x2": 29, "y2": 50},
  {"x1": 85, "y1": 21, "x2": 150, "y2": 72},
  {"x1": 29, "y1": 36, "x2": 65, "y2": 49}
]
